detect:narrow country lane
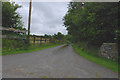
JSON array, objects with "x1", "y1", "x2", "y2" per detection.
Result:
[{"x1": 2, "y1": 44, "x2": 118, "y2": 78}]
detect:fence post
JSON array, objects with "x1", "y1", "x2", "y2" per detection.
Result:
[
  {"x1": 49, "y1": 38, "x2": 51, "y2": 43},
  {"x1": 39, "y1": 37, "x2": 40, "y2": 44},
  {"x1": 33, "y1": 36, "x2": 35, "y2": 44},
  {"x1": 40, "y1": 37, "x2": 42, "y2": 44},
  {"x1": 45, "y1": 38, "x2": 46, "y2": 43}
]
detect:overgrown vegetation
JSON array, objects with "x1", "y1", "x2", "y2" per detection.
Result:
[
  {"x1": 2, "y1": 38, "x2": 62, "y2": 55},
  {"x1": 72, "y1": 44, "x2": 119, "y2": 73},
  {"x1": 63, "y1": 2, "x2": 119, "y2": 47},
  {"x1": 2, "y1": 38, "x2": 27, "y2": 53}
]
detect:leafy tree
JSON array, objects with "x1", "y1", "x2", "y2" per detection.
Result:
[
  {"x1": 63, "y1": 2, "x2": 119, "y2": 46},
  {"x1": 44, "y1": 34, "x2": 51, "y2": 38},
  {"x1": 2, "y1": 2, "x2": 24, "y2": 30},
  {"x1": 53, "y1": 32, "x2": 64, "y2": 40}
]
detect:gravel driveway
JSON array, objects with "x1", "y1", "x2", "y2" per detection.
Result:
[{"x1": 2, "y1": 44, "x2": 118, "y2": 78}]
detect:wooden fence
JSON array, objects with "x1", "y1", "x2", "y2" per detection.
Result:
[
  {"x1": 29, "y1": 36, "x2": 59, "y2": 44},
  {"x1": 1, "y1": 26, "x2": 60, "y2": 44},
  {"x1": 2, "y1": 34, "x2": 60, "y2": 45},
  {"x1": 1, "y1": 27, "x2": 62, "y2": 47}
]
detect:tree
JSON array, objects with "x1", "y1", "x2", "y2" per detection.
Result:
[
  {"x1": 44, "y1": 34, "x2": 51, "y2": 38},
  {"x1": 63, "y1": 2, "x2": 119, "y2": 46},
  {"x1": 2, "y1": 2, "x2": 24, "y2": 29},
  {"x1": 53, "y1": 32, "x2": 64, "y2": 40}
]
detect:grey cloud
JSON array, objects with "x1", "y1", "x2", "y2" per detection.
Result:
[{"x1": 16, "y1": 2, "x2": 68, "y2": 35}]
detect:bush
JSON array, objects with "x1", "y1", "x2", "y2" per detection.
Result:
[{"x1": 2, "y1": 38, "x2": 28, "y2": 52}]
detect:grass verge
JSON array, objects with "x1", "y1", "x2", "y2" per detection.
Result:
[
  {"x1": 72, "y1": 44, "x2": 119, "y2": 73},
  {"x1": 2, "y1": 43, "x2": 62, "y2": 55}
]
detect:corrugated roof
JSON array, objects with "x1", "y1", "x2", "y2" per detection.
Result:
[{"x1": 0, "y1": 26, "x2": 27, "y2": 33}]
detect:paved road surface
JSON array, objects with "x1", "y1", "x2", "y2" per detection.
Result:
[{"x1": 2, "y1": 44, "x2": 118, "y2": 78}]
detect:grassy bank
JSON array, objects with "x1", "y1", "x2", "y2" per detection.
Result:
[
  {"x1": 2, "y1": 43, "x2": 62, "y2": 55},
  {"x1": 72, "y1": 44, "x2": 119, "y2": 73}
]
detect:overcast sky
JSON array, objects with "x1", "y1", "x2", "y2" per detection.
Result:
[{"x1": 16, "y1": 2, "x2": 68, "y2": 36}]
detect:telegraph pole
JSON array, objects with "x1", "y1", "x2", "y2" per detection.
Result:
[{"x1": 28, "y1": 0, "x2": 32, "y2": 36}]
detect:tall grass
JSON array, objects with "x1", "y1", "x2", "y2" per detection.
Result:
[{"x1": 2, "y1": 38, "x2": 62, "y2": 55}]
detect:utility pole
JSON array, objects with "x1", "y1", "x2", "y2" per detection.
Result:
[{"x1": 28, "y1": 0, "x2": 32, "y2": 36}]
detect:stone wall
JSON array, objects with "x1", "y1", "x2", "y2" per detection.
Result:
[{"x1": 99, "y1": 43, "x2": 118, "y2": 61}]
